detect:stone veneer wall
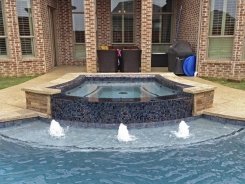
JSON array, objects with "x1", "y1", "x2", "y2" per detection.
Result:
[
  {"x1": 198, "y1": 0, "x2": 245, "y2": 80},
  {"x1": 26, "y1": 92, "x2": 52, "y2": 114},
  {"x1": 176, "y1": 0, "x2": 200, "y2": 53},
  {"x1": 193, "y1": 90, "x2": 214, "y2": 115}
]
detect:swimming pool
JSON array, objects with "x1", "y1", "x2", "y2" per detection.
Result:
[{"x1": 0, "y1": 116, "x2": 244, "y2": 183}]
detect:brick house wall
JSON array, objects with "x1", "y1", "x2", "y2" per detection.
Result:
[
  {"x1": 176, "y1": 0, "x2": 201, "y2": 53},
  {"x1": 0, "y1": 0, "x2": 244, "y2": 80},
  {"x1": 0, "y1": 0, "x2": 86, "y2": 77},
  {"x1": 40, "y1": 0, "x2": 57, "y2": 72},
  {"x1": 96, "y1": 0, "x2": 111, "y2": 47},
  {"x1": 0, "y1": 0, "x2": 47, "y2": 76},
  {"x1": 198, "y1": 0, "x2": 245, "y2": 80}
]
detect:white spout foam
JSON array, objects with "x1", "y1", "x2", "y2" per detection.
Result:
[
  {"x1": 49, "y1": 120, "x2": 65, "y2": 138},
  {"x1": 117, "y1": 123, "x2": 136, "y2": 142},
  {"x1": 173, "y1": 120, "x2": 190, "y2": 139}
]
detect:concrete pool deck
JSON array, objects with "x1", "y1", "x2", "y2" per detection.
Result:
[{"x1": 0, "y1": 66, "x2": 244, "y2": 122}]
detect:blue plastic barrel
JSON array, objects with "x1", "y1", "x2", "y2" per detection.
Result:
[{"x1": 183, "y1": 55, "x2": 196, "y2": 76}]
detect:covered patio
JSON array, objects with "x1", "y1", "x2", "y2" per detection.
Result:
[
  {"x1": 57, "y1": 0, "x2": 201, "y2": 73},
  {"x1": 1, "y1": 0, "x2": 244, "y2": 80}
]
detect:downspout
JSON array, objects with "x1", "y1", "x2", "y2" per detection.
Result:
[{"x1": 195, "y1": 0, "x2": 203, "y2": 77}]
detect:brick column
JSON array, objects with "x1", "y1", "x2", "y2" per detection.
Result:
[
  {"x1": 84, "y1": 0, "x2": 97, "y2": 73},
  {"x1": 197, "y1": 0, "x2": 210, "y2": 76},
  {"x1": 140, "y1": 0, "x2": 152, "y2": 72},
  {"x1": 232, "y1": 0, "x2": 245, "y2": 61}
]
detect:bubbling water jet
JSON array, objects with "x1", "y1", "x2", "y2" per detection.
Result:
[
  {"x1": 49, "y1": 120, "x2": 65, "y2": 138},
  {"x1": 173, "y1": 120, "x2": 190, "y2": 139},
  {"x1": 117, "y1": 123, "x2": 136, "y2": 142}
]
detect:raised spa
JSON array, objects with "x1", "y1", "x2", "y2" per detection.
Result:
[
  {"x1": 64, "y1": 78, "x2": 178, "y2": 99},
  {"x1": 50, "y1": 75, "x2": 193, "y2": 124}
]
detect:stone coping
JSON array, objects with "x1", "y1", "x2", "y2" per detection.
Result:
[
  {"x1": 160, "y1": 73, "x2": 216, "y2": 94},
  {"x1": 22, "y1": 72, "x2": 216, "y2": 95},
  {"x1": 204, "y1": 111, "x2": 245, "y2": 122},
  {"x1": 22, "y1": 87, "x2": 61, "y2": 95}
]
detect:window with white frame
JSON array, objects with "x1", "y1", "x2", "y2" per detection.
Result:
[
  {"x1": 0, "y1": 0, "x2": 7, "y2": 56},
  {"x1": 16, "y1": 0, "x2": 35, "y2": 56},
  {"x1": 111, "y1": 0, "x2": 134, "y2": 43},
  {"x1": 72, "y1": 0, "x2": 86, "y2": 60},
  {"x1": 152, "y1": 0, "x2": 173, "y2": 53},
  {"x1": 208, "y1": 0, "x2": 237, "y2": 59}
]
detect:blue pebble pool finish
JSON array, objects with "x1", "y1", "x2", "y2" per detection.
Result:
[{"x1": 0, "y1": 115, "x2": 244, "y2": 184}]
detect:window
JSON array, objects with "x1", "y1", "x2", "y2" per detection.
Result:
[
  {"x1": 0, "y1": 0, "x2": 7, "y2": 56},
  {"x1": 17, "y1": 0, "x2": 35, "y2": 56},
  {"x1": 111, "y1": 0, "x2": 134, "y2": 43},
  {"x1": 152, "y1": 0, "x2": 173, "y2": 53},
  {"x1": 72, "y1": 0, "x2": 86, "y2": 60},
  {"x1": 208, "y1": 0, "x2": 237, "y2": 59}
]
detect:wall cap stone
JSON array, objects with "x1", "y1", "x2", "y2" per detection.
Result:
[{"x1": 22, "y1": 87, "x2": 61, "y2": 95}]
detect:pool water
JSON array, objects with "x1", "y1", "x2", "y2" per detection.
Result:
[
  {"x1": 0, "y1": 118, "x2": 244, "y2": 183},
  {"x1": 65, "y1": 80, "x2": 178, "y2": 99}
]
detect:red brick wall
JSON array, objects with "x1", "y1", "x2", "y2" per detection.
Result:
[
  {"x1": 39, "y1": 0, "x2": 58, "y2": 72},
  {"x1": 176, "y1": 0, "x2": 200, "y2": 53},
  {"x1": 57, "y1": 0, "x2": 86, "y2": 66},
  {"x1": 0, "y1": 0, "x2": 18, "y2": 76},
  {"x1": 141, "y1": 0, "x2": 152, "y2": 72},
  {"x1": 56, "y1": 0, "x2": 73, "y2": 66},
  {"x1": 1, "y1": 0, "x2": 245, "y2": 79},
  {"x1": 0, "y1": 0, "x2": 47, "y2": 76},
  {"x1": 84, "y1": 0, "x2": 97, "y2": 72},
  {"x1": 97, "y1": 0, "x2": 111, "y2": 47},
  {"x1": 198, "y1": 0, "x2": 245, "y2": 80},
  {"x1": 0, "y1": 0, "x2": 86, "y2": 77}
]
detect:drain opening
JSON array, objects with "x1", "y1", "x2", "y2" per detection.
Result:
[{"x1": 119, "y1": 92, "x2": 128, "y2": 95}]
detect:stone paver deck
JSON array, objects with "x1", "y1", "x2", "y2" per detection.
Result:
[
  {"x1": 0, "y1": 66, "x2": 244, "y2": 122},
  {"x1": 185, "y1": 77, "x2": 245, "y2": 121}
]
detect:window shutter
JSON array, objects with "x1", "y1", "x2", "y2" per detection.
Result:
[
  {"x1": 209, "y1": 0, "x2": 237, "y2": 59},
  {"x1": 17, "y1": 0, "x2": 34, "y2": 56}
]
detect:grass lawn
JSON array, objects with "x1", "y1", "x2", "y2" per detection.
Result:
[
  {"x1": 0, "y1": 76, "x2": 37, "y2": 90},
  {"x1": 202, "y1": 77, "x2": 245, "y2": 91}
]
